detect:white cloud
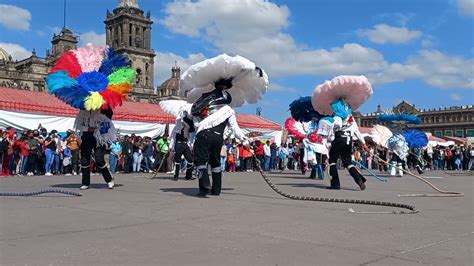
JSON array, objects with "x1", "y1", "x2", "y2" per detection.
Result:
[
  {"x1": 79, "y1": 31, "x2": 106, "y2": 47},
  {"x1": 421, "y1": 39, "x2": 433, "y2": 48},
  {"x1": 369, "y1": 50, "x2": 474, "y2": 89},
  {"x1": 0, "y1": 42, "x2": 31, "y2": 60},
  {"x1": 161, "y1": 0, "x2": 472, "y2": 90},
  {"x1": 375, "y1": 13, "x2": 414, "y2": 26},
  {"x1": 357, "y1": 24, "x2": 422, "y2": 44},
  {"x1": 0, "y1": 5, "x2": 31, "y2": 30},
  {"x1": 450, "y1": 93, "x2": 462, "y2": 101},
  {"x1": 268, "y1": 83, "x2": 298, "y2": 93},
  {"x1": 458, "y1": 0, "x2": 474, "y2": 16}
]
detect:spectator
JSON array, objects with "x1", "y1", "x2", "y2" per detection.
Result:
[
  {"x1": 263, "y1": 140, "x2": 271, "y2": 171},
  {"x1": 156, "y1": 135, "x2": 170, "y2": 172},
  {"x1": 66, "y1": 130, "x2": 80, "y2": 175},
  {"x1": 109, "y1": 140, "x2": 122, "y2": 174},
  {"x1": 26, "y1": 130, "x2": 41, "y2": 176},
  {"x1": 270, "y1": 142, "x2": 278, "y2": 170},
  {"x1": 123, "y1": 136, "x2": 134, "y2": 173},
  {"x1": 220, "y1": 142, "x2": 227, "y2": 171},
  {"x1": 133, "y1": 136, "x2": 144, "y2": 172},
  {"x1": 254, "y1": 140, "x2": 264, "y2": 170},
  {"x1": 44, "y1": 130, "x2": 58, "y2": 176},
  {"x1": 142, "y1": 137, "x2": 154, "y2": 173},
  {"x1": 19, "y1": 135, "x2": 29, "y2": 176}
]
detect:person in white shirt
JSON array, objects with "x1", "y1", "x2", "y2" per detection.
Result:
[{"x1": 263, "y1": 140, "x2": 271, "y2": 171}]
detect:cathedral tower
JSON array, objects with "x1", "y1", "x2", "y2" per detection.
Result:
[{"x1": 104, "y1": 0, "x2": 156, "y2": 102}]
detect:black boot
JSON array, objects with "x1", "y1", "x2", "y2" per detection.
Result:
[
  {"x1": 185, "y1": 163, "x2": 194, "y2": 180},
  {"x1": 211, "y1": 171, "x2": 222, "y2": 196},
  {"x1": 327, "y1": 164, "x2": 341, "y2": 189},
  {"x1": 349, "y1": 167, "x2": 366, "y2": 191},
  {"x1": 416, "y1": 166, "x2": 424, "y2": 174},
  {"x1": 81, "y1": 166, "x2": 91, "y2": 187},
  {"x1": 309, "y1": 167, "x2": 316, "y2": 179},
  {"x1": 197, "y1": 168, "x2": 210, "y2": 197},
  {"x1": 173, "y1": 163, "x2": 180, "y2": 181}
]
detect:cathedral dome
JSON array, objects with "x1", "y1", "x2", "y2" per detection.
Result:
[
  {"x1": 157, "y1": 65, "x2": 181, "y2": 98},
  {"x1": 0, "y1": 47, "x2": 11, "y2": 61}
]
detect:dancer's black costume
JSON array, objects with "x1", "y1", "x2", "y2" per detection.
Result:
[
  {"x1": 170, "y1": 113, "x2": 195, "y2": 180},
  {"x1": 191, "y1": 84, "x2": 245, "y2": 197},
  {"x1": 327, "y1": 106, "x2": 367, "y2": 190}
]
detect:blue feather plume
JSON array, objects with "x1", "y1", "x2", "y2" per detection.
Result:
[
  {"x1": 52, "y1": 85, "x2": 89, "y2": 110},
  {"x1": 98, "y1": 48, "x2": 131, "y2": 76},
  {"x1": 289, "y1": 96, "x2": 321, "y2": 122},
  {"x1": 403, "y1": 129, "x2": 428, "y2": 148},
  {"x1": 377, "y1": 114, "x2": 421, "y2": 125},
  {"x1": 46, "y1": 71, "x2": 78, "y2": 93}
]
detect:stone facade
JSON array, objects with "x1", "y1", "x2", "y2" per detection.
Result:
[
  {"x1": 105, "y1": 0, "x2": 156, "y2": 103},
  {"x1": 358, "y1": 101, "x2": 474, "y2": 138},
  {"x1": 0, "y1": 28, "x2": 78, "y2": 92}
]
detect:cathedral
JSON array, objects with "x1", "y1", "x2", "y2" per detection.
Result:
[{"x1": 0, "y1": 0, "x2": 180, "y2": 103}]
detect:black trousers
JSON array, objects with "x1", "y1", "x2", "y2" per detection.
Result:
[
  {"x1": 174, "y1": 141, "x2": 193, "y2": 179},
  {"x1": 193, "y1": 129, "x2": 223, "y2": 194},
  {"x1": 80, "y1": 132, "x2": 112, "y2": 186},
  {"x1": 328, "y1": 135, "x2": 366, "y2": 188},
  {"x1": 71, "y1": 149, "x2": 79, "y2": 173}
]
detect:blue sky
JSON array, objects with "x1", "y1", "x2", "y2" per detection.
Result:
[{"x1": 0, "y1": 0, "x2": 473, "y2": 123}]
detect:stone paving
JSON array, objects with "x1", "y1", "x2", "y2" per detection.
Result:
[{"x1": 0, "y1": 170, "x2": 472, "y2": 265}]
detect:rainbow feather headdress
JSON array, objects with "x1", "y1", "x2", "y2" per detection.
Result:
[{"x1": 46, "y1": 43, "x2": 136, "y2": 111}]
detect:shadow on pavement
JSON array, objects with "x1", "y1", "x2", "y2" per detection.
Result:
[{"x1": 51, "y1": 183, "x2": 124, "y2": 189}]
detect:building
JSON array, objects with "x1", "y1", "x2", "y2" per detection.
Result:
[
  {"x1": 0, "y1": 28, "x2": 78, "y2": 92},
  {"x1": 105, "y1": 0, "x2": 157, "y2": 102},
  {"x1": 0, "y1": 0, "x2": 182, "y2": 103},
  {"x1": 155, "y1": 63, "x2": 182, "y2": 101},
  {"x1": 358, "y1": 101, "x2": 474, "y2": 138}
]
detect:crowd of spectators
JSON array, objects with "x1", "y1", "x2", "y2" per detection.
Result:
[{"x1": 1, "y1": 125, "x2": 473, "y2": 177}]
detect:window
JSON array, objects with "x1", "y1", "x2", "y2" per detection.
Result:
[
  {"x1": 467, "y1": 130, "x2": 474, "y2": 137},
  {"x1": 455, "y1": 130, "x2": 463, "y2": 137},
  {"x1": 444, "y1": 130, "x2": 453, "y2": 137},
  {"x1": 434, "y1": 131, "x2": 442, "y2": 137}
]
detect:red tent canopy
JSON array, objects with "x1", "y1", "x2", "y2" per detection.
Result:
[
  {"x1": 0, "y1": 87, "x2": 281, "y2": 130},
  {"x1": 441, "y1": 136, "x2": 466, "y2": 145}
]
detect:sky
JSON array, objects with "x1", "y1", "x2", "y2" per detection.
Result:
[{"x1": 0, "y1": 0, "x2": 473, "y2": 123}]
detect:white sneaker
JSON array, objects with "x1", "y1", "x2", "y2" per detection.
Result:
[
  {"x1": 107, "y1": 182, "x2": 114, "y2": 189},
  {"x1": 27, "y1": 172, "x2": 33, "y2": 176},
  {"x1": 45, "y1": 172, "x2": 53, "y2": 176},
  {"x1": 72, "y1": 171, "x2": 77, "y2": 176},
  {"x1": 65, "y1": 173, "x2": 71, "y2": 176},
  {"x1": 80, "y1": 185, "x2": 89, "y2": 190},
  {"x1": 149, "y1": 170, "x2": 153, "y2": 173},
  {"x1": 166, "y1": 171, "x2": 174, "y2": 174}
]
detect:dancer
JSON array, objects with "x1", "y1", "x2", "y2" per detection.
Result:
[
  {"x1": 46, "y1": 43, "x2": 136, "y2": 189},
  {"x1": 312, "y1": 76, "x2": 373, "y2": 190},
  {"x1": 180, "y1": 54, "x2": 269, "y2": 197},
  {"x1": 377, "y1": 114, "x2": 425, "y2": 176},
  {"x1": 286, "y1": 97, "x2": 332, "y2": 179},
  {"x1": 159, "y1": 100, "x2": 195, "y2": 181}
]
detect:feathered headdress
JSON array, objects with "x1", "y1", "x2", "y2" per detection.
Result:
[
  {"x1": 377, "y1": 114, "x2": 421, "y2": 125},
  {"x1": 180, "y1": 54, "x2": 269, "y2": 108},
  {"x1": 403, "y1": 129, "x2": 428, "y2": 148},
  {"x1": 289, "y1": 96, "x2": 321, "y2": 122},
  {"x1": 46, "y1": 43, "x2": 136, "y2": 111}
]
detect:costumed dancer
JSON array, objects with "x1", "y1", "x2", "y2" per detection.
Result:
[
  {"x1": 377, "y1": 114, "x2": 425, "y2": 176},
  {"x1": 46, "y1": 43, "x2": 136, "y2": 189},
  {"x1": 159, "y1": 100, "x2": 196, "y2": 181},
  {"x1": 286, "y1": 97, "x2": 333, "y2": 179},
  {"x1": 180, "y1": 54, "x2": 269, "y2": 197},
  {"x1": 312, "y1": 75, "x2": 373, "y2": 190}
]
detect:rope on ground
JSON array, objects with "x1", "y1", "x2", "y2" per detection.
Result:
[
  {"x1": 373, "y1": 154, "x2": 464, "y2": 197},
  {"x1": 0, "y1": 189, "x2": 82, "y2": 197},
  {"x1": 252, "y1": 155, "x2": 418, "y2": 214}
]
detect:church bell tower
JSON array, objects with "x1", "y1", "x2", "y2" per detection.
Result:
[{"x1": 104, "y1": 0, "x2": 156, "y2": 102}]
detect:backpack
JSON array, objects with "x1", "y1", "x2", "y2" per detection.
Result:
[{"x1": 445, "y1": 149, "x2": 452, "y2": 157}]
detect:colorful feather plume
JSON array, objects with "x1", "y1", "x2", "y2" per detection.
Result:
[
  {"x1": 403, "y1": 129, "x2": 428, "y2": 148},
  {"x1": 289, "y1": 96, "x2": 321, "y2": 122},
  {"x1": 377, "y1": 114, "x2": 421, "y2": 125},
  {"x1": 46, "y1": 43, "x2": 136, "y2": 111},
  {"x1": 285, "y1": 118, "x2": 306, "y2": 139}
]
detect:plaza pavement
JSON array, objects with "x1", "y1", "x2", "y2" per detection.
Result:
[{"x1": 0, "y1": 169, "x2": 472, "y2": 266}]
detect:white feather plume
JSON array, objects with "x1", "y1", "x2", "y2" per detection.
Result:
[
  {"x1": 180, "y1": 54, "x2": 269, "y2": 108},
  {"x1": 159, "y1": 100, "x2": 192, "y2": 117}
]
